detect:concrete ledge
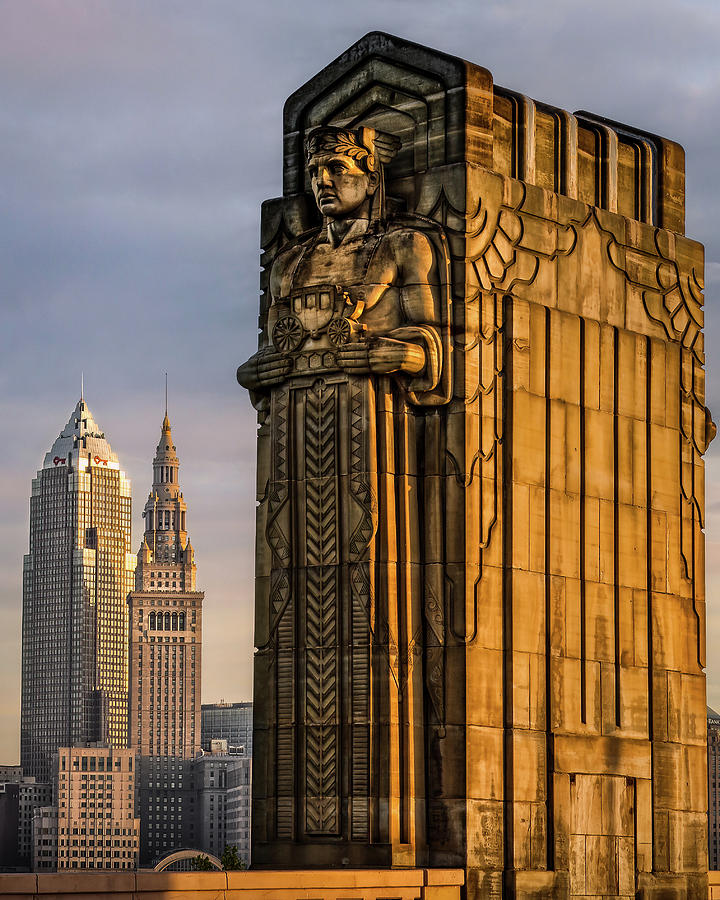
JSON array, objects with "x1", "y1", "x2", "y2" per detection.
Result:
[
  {"x1": 0, "y1": 869, "x2": 464, "y2": 900},
  {"x1": 554, "y1": 735, "x2": 651, "y2": 779}
]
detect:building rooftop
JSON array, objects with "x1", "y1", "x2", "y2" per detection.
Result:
[{"x1": 43, "y1": 398, "x2": 120, "y2": 471}]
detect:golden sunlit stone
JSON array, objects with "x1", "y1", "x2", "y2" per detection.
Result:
[{"x1": 237, "y1": 32, "x2": 711, "y2": 899}]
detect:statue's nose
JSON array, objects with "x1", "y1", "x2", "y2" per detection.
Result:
[{"x1": 317, "y1": 167, "x2": 332, "y2": 185}]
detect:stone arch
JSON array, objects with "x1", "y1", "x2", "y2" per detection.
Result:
[{"x1": 153, "y1": 848, "x2": 223, "y2": 872}]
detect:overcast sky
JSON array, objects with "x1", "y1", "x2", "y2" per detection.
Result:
[{"x1": 1, "y1": 0, "x2": 719, "y2": 763}]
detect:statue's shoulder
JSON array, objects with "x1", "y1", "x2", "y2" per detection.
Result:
[
  {"x1": 385, "y1": 213, "x2": 447, "y2": 240},
  {"x1": 273, "y1": 226, "x2": 322, "y2": 265},
  {"x1": 269, "y1": 227, "x2": 322, "y2": 298},
  {"x1": 380, "y1": 215, "x2": 449, "y2": 267}
]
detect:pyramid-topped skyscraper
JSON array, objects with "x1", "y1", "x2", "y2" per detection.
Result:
[{"x1": 21, "y1": 397, "x2": 135, "y2": 782}]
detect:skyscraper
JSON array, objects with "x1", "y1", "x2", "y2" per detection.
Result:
[
  {"x1": 127, "y1": 412, "x2": 203, "y2": 864},
  {"x1": 21, "y1": 398, "x2": 135, "y2": 783},
  {"x1": 128, "y1": 412, "x2": 203, "y2": 758}
]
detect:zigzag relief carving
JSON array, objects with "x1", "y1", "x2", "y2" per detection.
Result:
[
  {"x1": 265, "y1": 387, "x2": 293, "y2": 646},
  {"x1": 302, "y1": 380, "x2": 340, "y2": 836}
]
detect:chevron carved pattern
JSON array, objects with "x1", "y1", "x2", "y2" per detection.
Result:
[
  {"x1": 268, "y1": 386, "x2": 295, "y2": 840},
  {"x1": 305, "y1": 382, "x2": 337, "y2": 566},
  {"x1": 303, "y1": 381, "x2": 339, "y2": 834}
]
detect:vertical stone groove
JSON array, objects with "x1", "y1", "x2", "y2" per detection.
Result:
[
  {"x1": 544, "y1": 305, "x2": 555, "y2": 869},
  {"x1": 579, "y1": 317, "x2": 587, "y2": 724},
  {"x1": 613, "y1": 327, "x2": 622, "y2": 728},
  {"x1": 502, "y1": 293, "x2": 515, "y2": 875},
  {"x1": 645, "y1": 336, "x2": 655, "y2": 866}
]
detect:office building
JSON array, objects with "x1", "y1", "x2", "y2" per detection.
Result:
[
  {"x1": 0, "y1": 767, "x2": 52, "y2": 869},
  {"x1": 226, "y1": 756, "x2": 251, "y2": 867},
  {"x1": 31, "y1": 807, "x2": 58, "y2": 872},
  {"x1": 135, "y1": 755, "x2": 197, "y2": 865},
  {"x1": 127, "y1": 411, "x2": 203, "y2": 865},
  {"x1": 709, "y1": 707, "x2": 720, "y2": 870},
  {"x1": 54, "y1": 746, "x2": 138, "y2": 871},
  {"x1": 21, "y1": 398, "x2": 135, "y2": 782},
  {"x1": 0, "y1": 771, "x2": 52, "y2": 869},
  {"x1": 0, "y1": 783, "x2": 21, "y2": 869},
  {"x1": 201, "y1": 702, "x2": 252, "y2": 756},
  {"x1": 193, "y1": 747, "x2": 233, "y2": 861},
  {"x1": 128, "y1": 412, "x2": 203, "y2": 758}
]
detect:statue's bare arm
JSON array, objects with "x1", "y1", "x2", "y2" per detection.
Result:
[{"x1": 338, "y1": 230, "x2": 439, "y2": 375}]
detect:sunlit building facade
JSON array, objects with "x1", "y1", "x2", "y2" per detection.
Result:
[
  {"x1": 128, "y1": 412, "x2": 203, "y2": 758},
  {"x1": 54, "y1": 746, "x2": 139, "y2": 870},
  {"x1": 21, "y1": 398, "x2": 135, "y2": 783}
]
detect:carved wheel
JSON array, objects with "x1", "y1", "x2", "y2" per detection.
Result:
[
  {"x1": 327, "y1": 317, "x2": 352, "y2": 346},
  {"x1": 272, "y1": 315, "x2": 304, "y2": 352}
]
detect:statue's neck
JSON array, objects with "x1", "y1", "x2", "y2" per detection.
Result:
[{"x1": 327, "y1": 217, "x2": 369, "y2": 247}]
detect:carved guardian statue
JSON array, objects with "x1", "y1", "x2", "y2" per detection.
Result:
[{"x1": 238, "y1": 124, "x2": 451, "y2": 865}]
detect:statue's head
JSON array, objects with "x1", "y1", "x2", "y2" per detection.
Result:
[{"x1": 305, "y1": 126, "x2": 400, "y2": 221}]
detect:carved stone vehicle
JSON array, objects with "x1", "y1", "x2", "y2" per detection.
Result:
[{"x1": 237, "y1": 32, "x2": 713, "y2": 900}]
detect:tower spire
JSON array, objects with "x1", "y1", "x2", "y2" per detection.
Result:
[
  {"x1": 81, "y1": 371, "x2": 84, "y2": 402},
  {"x1": 163, "y1": 373, "x2": 170, "y2": 430}
]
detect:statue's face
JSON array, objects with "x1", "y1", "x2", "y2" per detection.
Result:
[{"x1": 307, "y1": 151, "x2": 379, "y2": 219}]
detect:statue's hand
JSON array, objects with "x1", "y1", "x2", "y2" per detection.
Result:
[
  {"x1": 335, "y1": 342, "x2": 371, "y2": 374},
  {"x1": 337, "y1": 338, "x2": 425, "y2": 376},
  {"x1": 237, "y1": 350, "x2": 292, "y2": 390},
  {"x1": 370, "y1": 337, "x2": 425, "y2": 374}
]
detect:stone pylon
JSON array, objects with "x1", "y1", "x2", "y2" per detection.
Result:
[{"x1": 238, "y1": 32, "x2": 712, "y2": 900}]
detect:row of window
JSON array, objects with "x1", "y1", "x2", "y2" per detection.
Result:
[{"x1": 149, "y1": 612, "x2": 186, "y2": 631}]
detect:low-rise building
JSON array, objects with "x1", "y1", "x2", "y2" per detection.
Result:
[
  {"x1": 0, "y1": 783, "x2": 20, "y2": 869},
  {"x1": 53, "y1": 746, "x2": 139, "y2": 871},
  {"x1": 18, "y1": 779, "x2": 52, "y2": 866},
  {"x1": 32, "y1": 807, "x2": 58, "y2": 871},
  {"x1": 0, "y1": 769, "x2": 52, "y2": 869}
]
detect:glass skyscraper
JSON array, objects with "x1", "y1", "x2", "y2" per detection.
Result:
[{"x1": 21, "y1": 398, "x2": 135, "y2": 782}]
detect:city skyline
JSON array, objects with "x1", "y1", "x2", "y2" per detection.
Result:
[{"x1": 2, "y1": 0, "x2": 720, "y2": 766}]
